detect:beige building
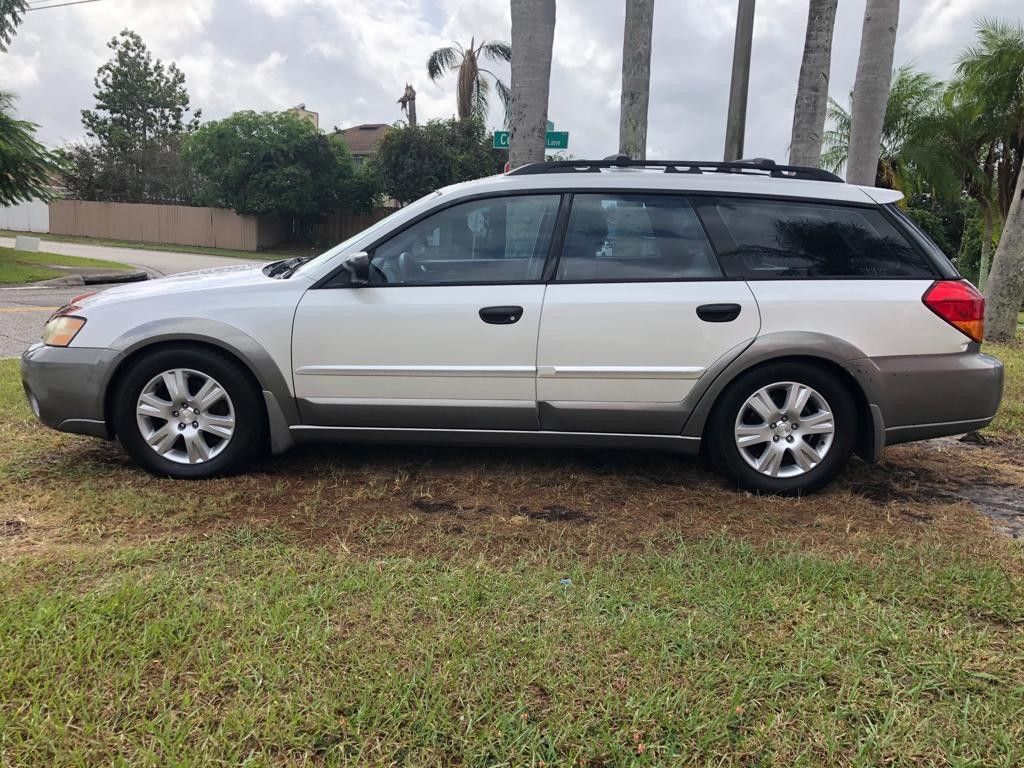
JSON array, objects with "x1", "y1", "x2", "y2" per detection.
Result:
[{"x1": 287, "y1": 103, "x2": 319, "y2": 130}]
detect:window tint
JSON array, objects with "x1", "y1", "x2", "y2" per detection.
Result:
[
  {"x1": 370, "y1": 195, "x2": 559, "y2": 285},
  {"x1": 708, "y1": 198, "x2": 935, "y2": 279},
  {"x1": 556, "y1": 194, "x2": 720, "y2": 281}
]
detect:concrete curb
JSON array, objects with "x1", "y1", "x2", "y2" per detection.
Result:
[{"x1": 35, "y1": 270, "x2": 149, "y2": 288}]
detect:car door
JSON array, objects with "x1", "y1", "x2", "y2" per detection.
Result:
[
  {"x1": 292, "y1": 193, "x2": 562, "y2": 430},
  {"x1": 536, "y1": 192, "x2": 760, "y2": 434}
]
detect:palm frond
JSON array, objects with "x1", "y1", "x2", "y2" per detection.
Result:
[
  {"x1": 480, "y1": 41, "x2": 512, "y2": 64},
  {"x1": 427, "y1": 46, "x2": 460, "y2": 82}
]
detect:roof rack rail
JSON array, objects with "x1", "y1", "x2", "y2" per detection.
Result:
[{"x1": 506, "y1": 157, "x2": 843, "y2": 183}]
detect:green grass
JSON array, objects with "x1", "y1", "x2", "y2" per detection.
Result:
[
  {"x1": 2, "y1": 534, "x2": 1023, "y2": 766},
  {"x1": 0, "y1": 229, "x2": 314, "y2": 262},
  {"x1": 2, "y1": 342, "x2": 1024, "y2": 765},
  {"x1": 0, "y1": 246, "x2": 132, "y2": 285},
  {"x1": 987, "y1": 333, "x2": 1024, "y2": 439}
]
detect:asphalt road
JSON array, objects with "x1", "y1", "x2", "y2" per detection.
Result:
[{"x1": 1, "y1": 240, "x2": 256, "y2": 358}]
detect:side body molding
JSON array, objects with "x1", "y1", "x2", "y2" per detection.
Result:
[{"x1": 108, "y1": 318, "x2": 298, "y2": 454}]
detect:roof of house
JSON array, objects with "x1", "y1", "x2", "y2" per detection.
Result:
[{"x1": 334, "y1": 123, "x2": 390, "y2": 155}]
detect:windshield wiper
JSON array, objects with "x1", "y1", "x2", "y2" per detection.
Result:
[{"x1": 264, "y1": 256, "x2": 310, "y2": 279}]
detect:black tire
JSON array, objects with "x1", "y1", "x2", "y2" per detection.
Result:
[
  {"x1": 707, "y1": 362, "x2": 857, "y2": 495},
  {"x1": 112, "y1": 346, "x2": 266, "y2": 479}
]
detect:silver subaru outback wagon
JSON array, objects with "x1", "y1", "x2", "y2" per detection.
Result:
[{"x1": 21, "y1": 158, "x2": 1004, "y2": 494}]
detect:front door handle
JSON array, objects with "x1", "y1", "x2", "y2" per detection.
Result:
[
  {"x1": 479, "y1": 305, "x2": 524, "y2": 325},
  {"x1": 696, "y1": 303, "x2": 742, "y2": 322}
]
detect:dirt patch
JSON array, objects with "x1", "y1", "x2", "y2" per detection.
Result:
[
  {"x1": 1, "y1": 519, "x2": 26, "y2": 537},
  {"x1": 3, "y1": 436, "x2": 1022, "y2": 564}
]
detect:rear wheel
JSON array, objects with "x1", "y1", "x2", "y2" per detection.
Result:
[
  {"x1": 708, "y1": 362, "x2": 857, "y2": 495},
  {"x1": 112, "y1": 347, "x2": 265, "y2": 479}
]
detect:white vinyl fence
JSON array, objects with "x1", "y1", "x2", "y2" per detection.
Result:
[{"x1": 0, "y1": 199, "x2": 50, "y2": 233}]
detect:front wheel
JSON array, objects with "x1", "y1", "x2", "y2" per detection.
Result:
[
  {"x1": 707, "y1": 362, "x2": 857, "y2": 495},
  {"x1": 112, "y1": 347, "x2": 265, "y2": 479}
]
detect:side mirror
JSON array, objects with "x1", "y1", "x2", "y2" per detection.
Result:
[{"x1": 338, "y1": 251, "x2": 370, "y2": 287}]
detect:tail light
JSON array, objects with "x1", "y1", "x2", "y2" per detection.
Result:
[{"x1": 922, "y1": 280, "x2": 985, "y2": 343}]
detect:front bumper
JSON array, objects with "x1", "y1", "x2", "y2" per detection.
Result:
[
  {"x1": 20, "y1": 343, "x2": 123, "y2": 439},
  {"x1": 844, "y1": 350, "x2": 1004, "y2": 452}
]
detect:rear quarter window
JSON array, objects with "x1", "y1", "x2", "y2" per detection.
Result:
[{"x1": 702, "y1": 197, "x2": 937, "y2": 279}]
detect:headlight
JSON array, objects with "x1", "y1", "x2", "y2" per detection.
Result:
[{"x1": 41, "y1": 316, "x2": 86, "y2": 347}]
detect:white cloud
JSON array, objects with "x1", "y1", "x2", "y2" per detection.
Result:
[{"x1": 3, "y1": 0, "x2": 1021, "y2": 162}]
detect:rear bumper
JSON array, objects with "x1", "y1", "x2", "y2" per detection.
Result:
[
  {"x1": 20, "y1": 343, "x2": 122, "y2": 439},
  {"x1": 844, "y1": 350, "x2": 1004, "y2": 453}
]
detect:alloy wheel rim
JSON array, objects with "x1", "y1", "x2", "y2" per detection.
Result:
[
  {"x1": 135, "y1": 368, "x2": 236, "y2": 465},
  {"x1": 734, "y1": 381, "x2": 835, "y2": 478}
]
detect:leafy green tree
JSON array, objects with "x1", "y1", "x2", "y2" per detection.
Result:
[
  {"x1": 63, "y1": 29, "x2": 200, "y2": 204},
  {"x1": 82, "y1": 29, "x2": 200, "y2": 152},
  {"x1": 0, "y1": 0, "x2": 26, "y2": 52},
  {"x1": 0, "y1": 91, "x2": 61, "y2": 206},
  {"x1": 184, "y1": 111, "x2": 365, "y2": 219},
  {"x1": 372, "y1": 119, "x2": 504, "y2": 204},
  {"x1": 427, "y1": 38, "x2": 511, "y2": 122},
  {"x1": 955, "y1": 18, "x2": 1024, "y2": 340}
]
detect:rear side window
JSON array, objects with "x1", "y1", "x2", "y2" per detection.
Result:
[
  {"x1": 556, "y1": 194, "x2": 721, "y2": 281},
  {"x1": 704, "y1": 197, "x2": 936, "y2": 279}
]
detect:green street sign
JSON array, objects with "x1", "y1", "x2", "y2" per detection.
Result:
[
  {"x1": 492, "y1": 131, "x2": 569, "y2": 150},
  {"x1": 545, "y1": 131, "x2": 569, "y2": 149}
]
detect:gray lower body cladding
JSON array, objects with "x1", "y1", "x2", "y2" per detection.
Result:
[
  {"x1": 843, "y1": 351, "x2": 1004, "y2": 446},
  {"x1": 22, "y1": 338, "x2": 1005, "y2": 461},
  {"x1": 20, "y1": 343, "x2": 122, "y2": 439}
]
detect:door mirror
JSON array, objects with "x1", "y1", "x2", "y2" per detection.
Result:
[{"x1": 338, "y1": 251, "x2": 370, "y2": 287}]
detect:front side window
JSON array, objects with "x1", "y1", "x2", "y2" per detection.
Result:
[
  {"x1": 707, "y1": 197, "x2": 935, "y2": 279},
  {"x1": 370, "y1": 195, "x2": 560, "y2": 285},
  {"x1": 556, "y1": 194, "x2": 721, "y2": 281}
]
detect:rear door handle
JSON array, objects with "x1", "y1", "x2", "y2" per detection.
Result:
[
  {"x1": 479, "y1": 305, "x2": 524, "y2": 325},
  {"x1": 696, "y1": 303, "x2": 742, "y2": 322}
]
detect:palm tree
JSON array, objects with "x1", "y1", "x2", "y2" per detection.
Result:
[
  {"x1": 619, "y1": 0, "x2": 655, "y2": 160},
  {"x1": 0, "y1": 91, "x2": 60, "y2": 206},
  {"x1": 0, "y1": 0, "x2": 27, "y2": 52},
  {"x1": 846, "y1": 0, "x2": 900, "y2": 186},
  {"x1": 509, "y1": 0, "x2": 556, "y2": 168},
  {"x1": 789, "y1": 0, "x2": 838, "y2": 167},
  {"x1": 427, "y1": 38, "x2": 511, "y2": 123},
  {"x1": 955, "y1": 18, "x2": 1024, "y2": 341},
  {"x1": 821, "y1": 66, "x2": 942, "y2": 189},
  {"x1": 723, "y1": 0, "x2": 755, "y2": 161}
]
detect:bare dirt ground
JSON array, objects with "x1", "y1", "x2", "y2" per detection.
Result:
[{"x1": 3, "y1": 431, "x2": 1021, "y2": 566}]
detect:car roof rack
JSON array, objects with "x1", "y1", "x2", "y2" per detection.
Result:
[{"x1": 506, "y1": 156, "x2": 843, "y2": 183}]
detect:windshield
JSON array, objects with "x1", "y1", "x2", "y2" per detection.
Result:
[{"x1": 290, "y1": 191, "x2": 443, "y2": 277}]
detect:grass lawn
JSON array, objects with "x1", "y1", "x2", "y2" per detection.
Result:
[
  {"x1": 0, "y1": 229, "x2": 316, "y2": 262},
  {"x1": 0, "y1": 246, "x2": 133, "y2": 285},
  {"x1": 1, "y1": 338, "x2": 1022, "y2": 765}
]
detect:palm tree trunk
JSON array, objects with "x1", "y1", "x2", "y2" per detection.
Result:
[
  {"x1": 509, "y1": 0, "x2": 556, "y2": 168},
  {"x1": 846, "y1": 0, "x2": 899, "y2": 186},
  {"x1": 723, "y1": 0, "x2": 755, "y2": 161},
  {"x1": 983, "y1": 167, "x2": 1024, "y2": 342},
  {"x1": 788, "y1": 0, "x2": 838, "y2": 167},
  {"x1": 618, "y1": 0, "x2": 655, "y2": 160},
  {"x1": 978, "y1": 205, "x2": 993, "y2": 291}
]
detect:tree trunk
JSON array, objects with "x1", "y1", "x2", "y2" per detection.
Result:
[
  {"x1": 788, "y1": 0, "x2": 838, "y2": 167},
  {"x1": 978, "y1": 205, "x2": 993, "y2": 292},
  {"x1": 509, "y1": 0, "x2": 556, "y2": 169},
  {"x1": 984, "y1": 169, "x2": 1024, "y2": 342},
  {"x1": 618, "y1": 0, "x2": 655, "y2": 160},
  {"x1": 723, "y1": 0, "x2": 755, "y2": 161},
  {"x1": 846, "y1": 0, "x2": 899, "y2": 186}
]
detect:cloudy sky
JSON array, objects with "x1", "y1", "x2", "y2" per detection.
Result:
[{"x1": 2, "y1": 0, "x2": 1020, "y2": 161}]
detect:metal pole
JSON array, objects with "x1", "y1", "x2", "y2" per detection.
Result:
[{"x1": 724, "y1": 0, "x2": 755, "y2": 161}]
